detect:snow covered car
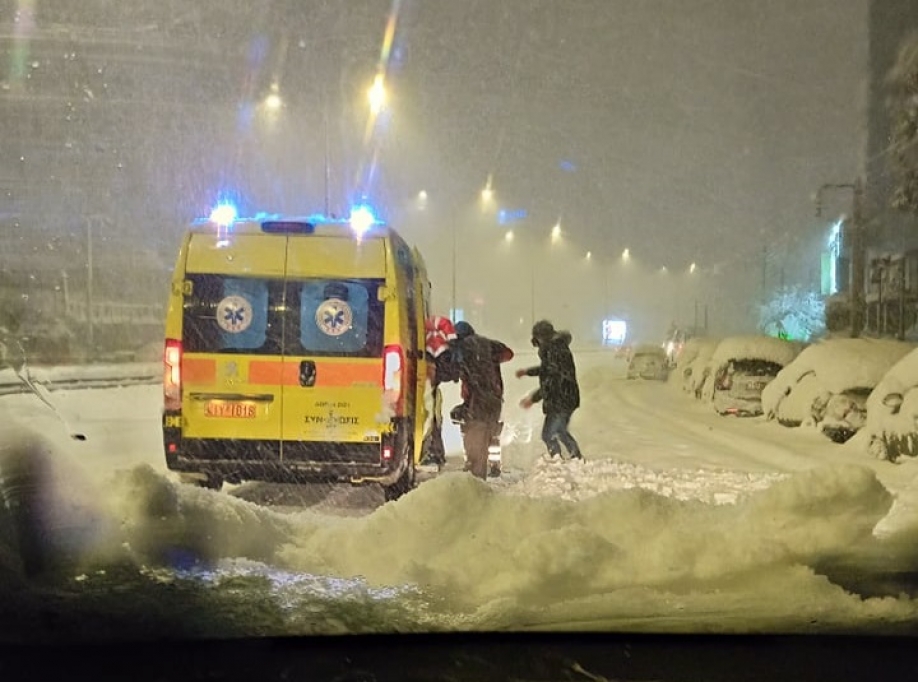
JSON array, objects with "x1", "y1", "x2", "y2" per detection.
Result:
[
  {"x1": 626, "y1": 344, "x2": 669, "y2": 380},
  {"x1": 864, "y1": 347, "x2": 918, "y2": 461},
  {"x1": 762, "y1": 338, "x2": 914, "y2": 443},
  {"x1": 701, "y1": 336, "x2": 803, "y2": 416},
  {"x1": 672, "y1": 337, "x2": 720, "y2": 394}
]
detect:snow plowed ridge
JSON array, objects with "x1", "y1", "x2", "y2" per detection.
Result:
[{"x1": 0, "y1": 364, "x2": 160, "y2": 396}]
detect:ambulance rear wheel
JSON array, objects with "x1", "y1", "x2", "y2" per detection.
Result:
[
  {"x1": 383, "y1": 465, "x2": 415, "y2": 502},
  {"x1": 180, "y1": 473, "x2": 224, "y2": 491},
  {"x1": 201, "y1": 473, "x2": 224, "y2": 491}
]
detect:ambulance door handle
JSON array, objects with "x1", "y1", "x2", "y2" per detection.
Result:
[{"x1": 299, "y1": 360, "x2": 317, "y2": 387}]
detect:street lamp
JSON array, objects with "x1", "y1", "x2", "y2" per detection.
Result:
[
  {"x1": 264, "y1": 83, "x2": 282, "y2": 111},
  {"x1": 551, "y1": 221, "x2": 562, "y2": 244},
  {"x1": 622, "y1": 248, "x2": 631, "y2": 261},
  {"x1": 481, "y1": 174, "x2": 494, "y2": 204},
  {"x1": 368, "y1": 73, "x2": 386, "y2": 115}
]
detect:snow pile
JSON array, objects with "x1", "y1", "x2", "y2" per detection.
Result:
[
  {"x1": 4, "y1": 442, "x2": 909, "y2": 636},
  {"x1": 762, "y1": 339, "x2": 915, "y2": 424},
  {"x1": 106, "y1": 464, "x2": 299, "y2": 568},
  {"x1": 273, "y1": 464, "x2": 902, "y2": 628},
  {"x1": 504, "y1": 456, "x2": 784, "y2": 505}
]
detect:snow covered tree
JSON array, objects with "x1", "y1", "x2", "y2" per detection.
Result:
[
  {"x1": 759, "y1": 285, "x2": 825, "y2": 341},
  {"x1": 889, "y1": 31, "x2": 918, "y2": 215}
]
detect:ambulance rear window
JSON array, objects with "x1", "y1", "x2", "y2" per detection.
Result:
[
  {"x1": 182, "y1": 275, "x2": 282, "y2": 354},
  {"x1": 286, "y1": 278, "x2": 384, "y2": 357},
  {"x1": 181, "y1": 275, "x2": 382, "y2": 357}
]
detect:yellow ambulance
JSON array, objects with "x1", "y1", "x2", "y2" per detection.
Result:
[{"x1": 162, "y1": 205, "x2": 431, "y2": 501}]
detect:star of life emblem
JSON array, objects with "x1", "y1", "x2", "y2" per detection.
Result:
[
  {"x1": 316, "y1": 298, "x2": 353, "y2": 336},
  {"x1": 216, "y1": 295, "x2": 253, "y2": 333}
]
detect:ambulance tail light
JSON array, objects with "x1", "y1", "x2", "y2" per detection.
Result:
[
  {"x1": 164, "y1": 339, "x2": 183, "y2": 411},
  {"x1": 383, "y1": 344, "x2": 404, "y2": 415}
]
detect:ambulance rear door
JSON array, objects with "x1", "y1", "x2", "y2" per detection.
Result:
[
  {"x1": 280, "y1": 234, "x2": 389, "y2": 464},
  {"x1": 179, "y1": 233, "x2": 287, "y2": 461}
]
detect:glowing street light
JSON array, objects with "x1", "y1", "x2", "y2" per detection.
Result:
[
  {"x1": 263, "y1": 83, "x2": 282, "y2": 111},
  {"x1": 264, "y1": 94, "x2": 282, "y2": 111},
  {"x1": 551, "y1": 222, "x2": 562, "y2": 244},
  {"x1": 622, "y1": 248, "x2": 631, "y2": 261},
  {"x1": 481, "y1": 174, "x2": 494, "y2": 204},
  {"x1": 416, "y1": 190, "x2": 428, "y2": 210},
  {"x1": 586, "y1": 251, "x2": 592, "y2": 260},
  {"x1": 504, "y1": 230, "x2": 514, "y2": 242},
  {"x1": 690, "y1": 262, "x2": 697, "y2": 274},
  {"x1": 368, "y1": 74, "x2": 387, "y2": 115}
]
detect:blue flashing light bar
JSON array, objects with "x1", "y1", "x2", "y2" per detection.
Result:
[{"x1": 209, "y1": 202, "x2": 238, "y2": 227}]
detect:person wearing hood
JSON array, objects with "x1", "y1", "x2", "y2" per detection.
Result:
[
  {"x1": 516, "y1": 319, "x2": 583, "y2": 460},
  {"x1": 450, "y1": 320, "x2": 514, "y2": 479}
]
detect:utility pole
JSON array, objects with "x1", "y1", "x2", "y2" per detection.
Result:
[
  {"x1": 323, "y1": 84, "x2": 331, "y2": 217},
  {"x1": 761, "y1": 243, "x2": 767, "y2": 299},
  {"x1": 851, "y1": 177, "x2": 866, "y2": 338}
]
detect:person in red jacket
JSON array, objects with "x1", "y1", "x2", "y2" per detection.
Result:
[{"x1": 421, "y1": 315, "x2": 458, "y2": 466}]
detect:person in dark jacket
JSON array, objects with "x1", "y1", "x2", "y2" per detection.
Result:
[
  {"x1": 516, "y1": 319, "x2": 583, "y2": 460},
  {"x1": 451, "y1": 321, "x2": 514, "y2": 479}
]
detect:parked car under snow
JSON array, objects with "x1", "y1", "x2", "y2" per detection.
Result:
[
  {"x1": 627, "y1": 344, "x2": 669, "y2": 380},
  {"x1": 672, "y1": 337, "x2": 720, "y2": 395},
  {"x1": 864, "y1": 347, "x2": 918, "y2": 461},
  {"x1": 762, "y1": 338, "x2": 915, "y2": 443},
  {"x1": 701, "y1": 336, "x2": 803, "y2": 416}
]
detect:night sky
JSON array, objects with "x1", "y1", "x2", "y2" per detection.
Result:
[{"x1": 1, "y1": 1, "x2": 870, "y2": 340}]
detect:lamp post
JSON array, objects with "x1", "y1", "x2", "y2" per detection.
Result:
[{"x1": 449, "y1": 177, "x2": 498, "y2": 321}]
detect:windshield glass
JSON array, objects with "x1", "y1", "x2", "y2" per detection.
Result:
[{"x1": 5, "y1": 0, "x2": 918, "y2": 651}]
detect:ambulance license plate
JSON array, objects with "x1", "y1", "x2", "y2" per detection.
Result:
[{"x1": 205, "y1": 401, "x2": 256, "y2": 418}]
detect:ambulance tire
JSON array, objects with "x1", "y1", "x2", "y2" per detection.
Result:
[
  {"x1": 383, "y1": 463, "x2": 415, "y2": 502},
  {"x1": 201, "y1": 473, "x2": 224, "y2": 491},
  {"x1": 181, "y1": 473, "x2": 224, "y2": 491}
]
